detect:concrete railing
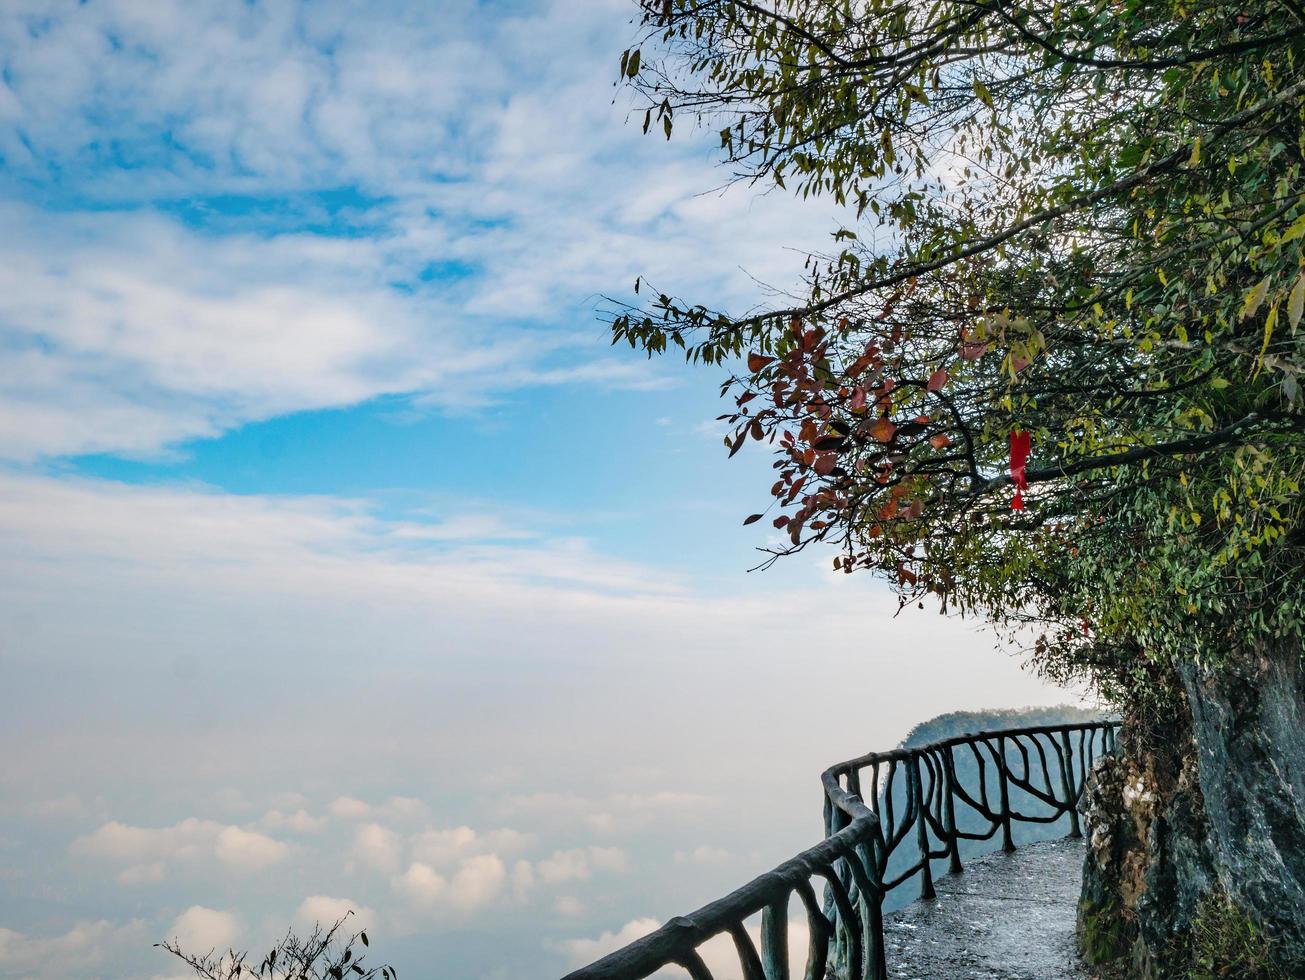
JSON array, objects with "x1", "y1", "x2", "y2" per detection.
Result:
[{"x1": 563, "y1": 720, "x2": 1117, "y2": 980}]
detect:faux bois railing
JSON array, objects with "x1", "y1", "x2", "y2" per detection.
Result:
[{"x1": 562, "y1": 720, "x2": 1117, "y2": 980}]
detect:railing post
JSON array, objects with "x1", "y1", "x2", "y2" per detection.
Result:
[
  {"x1": 863, "y1": 839, "x2": 887, "y2": 980},
  {"x1": 824, "y1": 787, "x2": 851, "y2": 976},
  {"x1": 943, "y1": 746, "x2": 963, "y2": 874},
  {"x1": 1060, "y1": 729, "x2": 1083, "y2": 838},
  {"x1": 761, "y1": 898, "x2": 789, "y2": 980},
  {"x1": 910, "y1": 756, "x2": 936, "y2": 900},
  {"x1": 997, "y1": 735, "x2": 1015, "y2": 853}
]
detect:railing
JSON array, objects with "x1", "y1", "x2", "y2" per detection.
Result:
[{"x1": 562, "y1": 720, "x2": 1117, "y2": 980}]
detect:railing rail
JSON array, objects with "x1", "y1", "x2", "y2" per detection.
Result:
[{"x1": 562, "y1": 719, "x2": 1116, "y2": 980}]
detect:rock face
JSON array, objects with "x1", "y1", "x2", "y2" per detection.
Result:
[
  {"x1": 1079, "y1": 642, "x2": 1305, "y2": 976},
  {"x1": 1077, "y1": 726, "x2": 1214, "y2": 976},
  {"x1": 1180, "y1": 647, "x2": 1305, "y2": 972}
]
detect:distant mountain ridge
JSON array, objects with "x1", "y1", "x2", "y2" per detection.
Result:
[{"x1": 897, "y1": 704, "x2": 1106, "y2": 750}]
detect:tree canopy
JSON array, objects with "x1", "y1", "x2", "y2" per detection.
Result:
[{"x1": 612, "y1": 0, "x2": 1305, "y2": 711}]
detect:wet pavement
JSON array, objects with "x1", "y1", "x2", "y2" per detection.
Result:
[{"x1": 881, "y1": 837, "x2": 1098, "y2": 979}]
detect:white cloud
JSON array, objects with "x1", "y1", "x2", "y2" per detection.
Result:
[
  {"x1": 213, "y1": 826, "x2": 290, "y2": 870},
  {"x1": 0, "y1": 472, "x2": 686, "y2": 606},
  {"x1": 552, "y1": 917, "x2": 660, "y2": 967},
  {"x1": 260, "y1": 808, "x2": 327, "y2": 834},
  {"x1": 72, "y1": 818, "x2": 219, "y2": 864},
  {"x1": 392, "y1": 854, "x2": 507, "y2": 914},
  {"x1": 409, "y1": 825, "x2": 531, "y2": 868},
  {"x1": 535, "y1": 846, "x2": 631, "y2": 885},
  {"x1": 329, "y1": 797, "x2": 372, "y2": 821},
  {"x1": 0, "y1": 0, "x2": 836, "y2": 463},
  {"x1": 499, "y1": 790, "x2": 713, "y2": 835},
  {"x1": 349, "y1": 823, "x2": 403, "y2": 875},
  {"x1": 0, "y1": 203, "x2": 623, "y2": 461},
  {"x1": 674, "y1": 845, "x2": 733, "y2": 865},
  {"x1": 392, "y1": 861, "x2": 447, "y2": 906},
  {"x1": 448, "y1": 854, "x2": 507, "y2": 910},
  {"x1": 166, "y1": 906, "x2": 240, "y2": 954},
  {"x1": 0, "y1": 920, "x2": 149, "y2": 980},
  {"x1": 118, "y1": 862, "x2": 166, "y2": 886},
  {"x1": 553, "y1": 895, "x2": 585, "y2": 918},
  {"x1": 71, "y1": 817, "x2": 287, "y2": 876},
  {"x1": 294, "y1": 895, "x2": 375, "y2": 934},
  {"x1": 377, "y1": 796, "x2": 431, "y2": 824},
  {"x1": 511, "y1": 860, "x2": 536, "y2": 900}
]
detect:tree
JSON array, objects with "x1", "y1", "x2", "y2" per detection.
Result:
[
  {"x1": 610, "y1": 0, "x2": 1305, "y2": 972},
  {"x1": 157, "y1": 914, "x2": 396, "y2": 980}
]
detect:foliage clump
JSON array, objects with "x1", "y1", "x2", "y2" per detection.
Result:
[
  {"x1": 1186, "y1": 891, "x2": 1290, "y2": 979},
  {"x1": 611, "y1": 0, "x2": 1305, "y2": 716},
  {"x1": 157, "y1": 914, "x2": 395, "y2": 980}
]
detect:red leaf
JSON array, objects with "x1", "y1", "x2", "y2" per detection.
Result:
[
  {"x1": 960, "y1": 342, "x2": 987, "y2": 361},
  {"x1": 929, "y1": 433, "x2": 952, "y2": 449},
  {"x1": 846, "y1": 356, "x2": 872, "y2": 378},
  {"x1": 748, "y1": 353, "x2": 776, "y2": 372},
  {"x1": 814, "y1": 453, "x2": 836, "y2": 476},
  {"x1": 849, "y1": 387, "x2": 867, "y2": 411},
  {"x1": 773, "y1": 515, "x2": 790, "y2": 529},
  {"x1": 869, "y1": 418, "x2": 897, "y2": 443},
  {"x1": 926, "y1": 368, "x2": 949, "y2": 392},
  {"x1": 743, "y1": 513, "x2": 763, "y2": 525}
]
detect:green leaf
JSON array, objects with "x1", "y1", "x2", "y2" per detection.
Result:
[
  {"x1": 626, "y1": 48, "x2": 641, "y2": 78},
  {"x1": 972, "y1": 78, "x2": 993, "y2": 108},
  {"x1": 1279, "y1": 213, "x2": 1305, "y2": 245}
]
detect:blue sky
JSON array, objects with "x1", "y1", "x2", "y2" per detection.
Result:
[{"x1": 0, "y1": 3, "x2": 1083, "y2": 978}]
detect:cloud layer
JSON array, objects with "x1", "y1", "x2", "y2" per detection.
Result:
[{"x1": 0, "y1": 0, "x2": 833, "y2": 462}]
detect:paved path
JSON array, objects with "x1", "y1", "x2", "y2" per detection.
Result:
[{"x1": 881, "y1": 837, "x2": 1098, "y2": 979}]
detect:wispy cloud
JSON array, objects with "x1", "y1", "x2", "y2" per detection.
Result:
[{"x1": 0, "y1": 0, "x2": 835, "y2": 462}]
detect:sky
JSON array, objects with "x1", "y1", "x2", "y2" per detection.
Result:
[{"x1": 0, "y1": 3, "x2": 1088, "y2": 978}]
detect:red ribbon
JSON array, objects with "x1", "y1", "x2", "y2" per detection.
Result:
[{"x1": 1010, "y1": 430, "x2": 1030, "y2": 510}]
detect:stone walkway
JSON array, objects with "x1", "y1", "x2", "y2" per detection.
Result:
[{"x1": 881, "y1": 837, "x2": 1099, "y2": 979}]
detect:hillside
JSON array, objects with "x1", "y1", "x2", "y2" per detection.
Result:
[{"x1": 897, "y1": 704, "x2": 1106, "y2": 750}]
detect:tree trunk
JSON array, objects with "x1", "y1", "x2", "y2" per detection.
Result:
[{"x1": 1179, "y1": 639, "x2": 1305, "y2": 971}]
